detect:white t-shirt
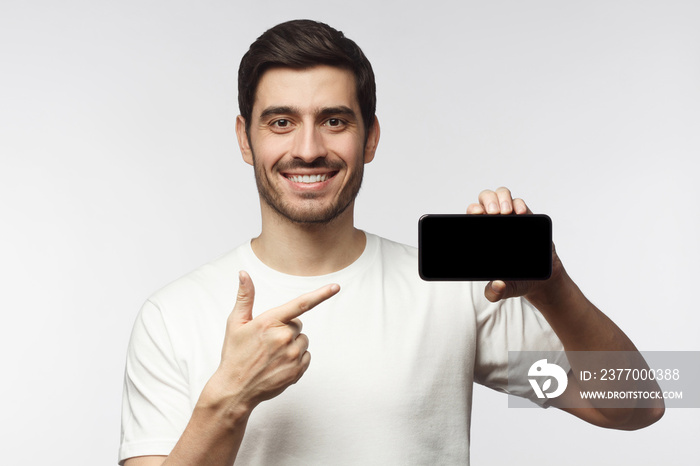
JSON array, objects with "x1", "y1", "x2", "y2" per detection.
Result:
[{"x1": 119, "y1": 233, "x2": 565, "y2": 465}]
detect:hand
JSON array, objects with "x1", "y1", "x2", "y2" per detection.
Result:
[
  {"x1": 208, "y1": 271, "x2": 340, "y2": 414},
  {"x1": 467, "y1": 187, "x2": 563, "y2": 303}
]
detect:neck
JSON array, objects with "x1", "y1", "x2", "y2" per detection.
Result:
[{"x1": 251, "y1": 202, "x2": 366, "y2": 276}]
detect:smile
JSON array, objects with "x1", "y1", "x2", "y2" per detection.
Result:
[{"x1": 284, "y1": 172, "x2": 337, "y2": 184}]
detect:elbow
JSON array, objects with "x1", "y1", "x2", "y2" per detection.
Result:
[
  {"x1": 636, "y1": 401, "x2": 665, "y2": 429},
  {"x1": 611, "y1": 399, "x2": 665, "y2": 431}
]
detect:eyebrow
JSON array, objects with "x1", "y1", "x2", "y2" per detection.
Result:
[
  {"x1": 259, "y1": 105, "x2": 358, "y2": 121},
  {"x1": 318, "y1": 106, "x2": 357, "y2": 119}
]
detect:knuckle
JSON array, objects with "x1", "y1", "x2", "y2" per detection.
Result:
[
  {"x1": 236, "y1": 288, "x2": 250, "y2": 303},
  {"x1": 272, "y1": 328, "x2": 295, "y2": 346},
  {"x1": 297, "y1": 333, "x2": 309, "y2": 350},
  {"x1": 297, "y1": 300, "x2": 311, "y2": 313},
  {"x1": 291, "y1": 361, "x2": 309, "y2": 384},
  {"x1": 287, "y1": 345, "x2": 302, "y2": 361}
]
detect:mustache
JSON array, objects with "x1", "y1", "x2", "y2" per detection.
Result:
[{"x1": 275, "y1": 159, "x2": 345, "y2": 172}]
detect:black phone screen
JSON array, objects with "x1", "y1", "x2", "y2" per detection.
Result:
[{"x1": 418, "y1": 214, "x2": 552, "y2": 281}]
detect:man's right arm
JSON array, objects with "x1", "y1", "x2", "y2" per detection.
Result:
[{"x1": 123, "y1": 271, "x2": 340, "y2": 466}]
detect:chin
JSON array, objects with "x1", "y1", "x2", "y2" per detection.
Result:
[{"x1": 269, "y1": 199, "x2": 354, "y2": 225}]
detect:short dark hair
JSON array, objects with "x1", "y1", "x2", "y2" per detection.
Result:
[{"x1": 238, "y1": 20, "x2": 376, "y2": 136}]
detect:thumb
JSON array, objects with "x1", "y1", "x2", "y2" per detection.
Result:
[
  {"x1": 484, "y1": 280, "x2": 509, "y2": 303},
  {"x1": 485, "y1": 279, "x2": 533, "y2": 302},
  {"x1": 230, "y1": 270, "x2": 256, "y2": 326}
]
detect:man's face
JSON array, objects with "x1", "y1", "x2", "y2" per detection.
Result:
[{"x1": 237, "y1": 65, "x2": 378, "y2": 224}]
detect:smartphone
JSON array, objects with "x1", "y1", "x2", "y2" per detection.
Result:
[{"x1": 418, "y1": 214, "x2": 552, "y2": 281}]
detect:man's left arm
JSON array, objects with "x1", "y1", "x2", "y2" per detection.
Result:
[{"x1": 468, "y1": 187, "x2": 665, "y2": 429}]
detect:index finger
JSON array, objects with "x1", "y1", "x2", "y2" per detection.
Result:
[{"x1": 263, "y1": 283, "x2": 341, "y2": 323}]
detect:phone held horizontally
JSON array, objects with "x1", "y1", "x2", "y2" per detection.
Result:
[{"x1": 418, "y1": 214, "x2": 552, "y2": 281}]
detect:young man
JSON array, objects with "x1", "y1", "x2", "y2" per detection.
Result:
[{"x1": 119, "y1": 20, "x2": 663, "y2": 466}]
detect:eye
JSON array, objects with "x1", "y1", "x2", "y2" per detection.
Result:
[
  {"x1": 324, "y1": 118, "x2": 345, "y2": 129},
  {"x1": 268, "y1": 118, "x2": 294, "y2": 133}
]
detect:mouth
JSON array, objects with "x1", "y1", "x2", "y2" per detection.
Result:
[{"x1": 283, "y1": 171, "x2": 338, "y2": 184}]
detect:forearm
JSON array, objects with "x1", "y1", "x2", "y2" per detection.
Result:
[
  {"x1": 161, "y1": 377, "x2": 253, "y2": 466},
  {"x1": 525, "y1": 263, "x2": 637, "y2": 352},
  {"x1": 526, "y1": 262, "x2": 664, "y2": 428},
  {"x1": 161, "y1": 411, "x2": 248, "y2": 466}
]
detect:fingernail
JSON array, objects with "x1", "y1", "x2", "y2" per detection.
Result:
[
  {"x1": 330, "y1": 284, "x2": 340, "y2": 293},
  {"x1": 501, "y1": 201, "x2": 510, "y2": 213},
  {"x1": 487, "y1": 202, "x2": 498, "y2": 214}
]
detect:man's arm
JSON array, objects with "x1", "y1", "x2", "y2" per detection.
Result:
[
  {"x1": 123, "y1": 271, "x2": 340, "y2": 466},
  {"x1": 467, "y1": 187, "x2": 664, "y2": 429}
]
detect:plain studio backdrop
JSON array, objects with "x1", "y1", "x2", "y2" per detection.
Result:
[{"x1": 1, "y1": 1, "x2": 698, "y2": 464}]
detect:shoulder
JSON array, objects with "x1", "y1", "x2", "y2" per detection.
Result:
[
  {"x1": 144, "y1": 242, "x2": 251, "y2": 321},
  {"x1": 369, "y1": 233, "x2": 417, "y2": 262}
]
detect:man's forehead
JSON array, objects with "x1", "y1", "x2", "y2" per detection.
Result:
[{"x1": 252, "y1": 65, "x2": 359, "y2": 116}]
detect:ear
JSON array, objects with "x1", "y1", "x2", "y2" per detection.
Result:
[
  {"x1": 236, "y1": 115, "x2": 254, "y2": 166},
  {"x1": 363, "y1": 116, "x2": 381, "y2": 164}
]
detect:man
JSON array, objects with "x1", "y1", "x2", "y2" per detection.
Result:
[{"x1": 119, "y1": 19, "x2": 663, "y2": 465}]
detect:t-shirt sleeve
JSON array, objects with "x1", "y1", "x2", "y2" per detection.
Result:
[
  {"x1": 119, "y1": 299, "x2": 191, "y2": 464},
  {"x1": 471, "y1": 283, "x2": 569, "y2": 407}
]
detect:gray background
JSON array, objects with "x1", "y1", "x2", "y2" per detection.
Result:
[{"x1": 2, "y1": 1, "x2": 698, "y2": 464}]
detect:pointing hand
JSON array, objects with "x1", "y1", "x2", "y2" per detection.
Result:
[{"x1": 210, "y1": 271, "x2": 340, "y2": 412}]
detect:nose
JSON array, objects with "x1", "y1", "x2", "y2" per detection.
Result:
[{"x1": 291, "y1": 124, "x2": 328, "y2": 162}]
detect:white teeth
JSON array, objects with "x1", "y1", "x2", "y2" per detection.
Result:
[{"x1": 288, "y1": 174, "x2": 329, "y2": 183}]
